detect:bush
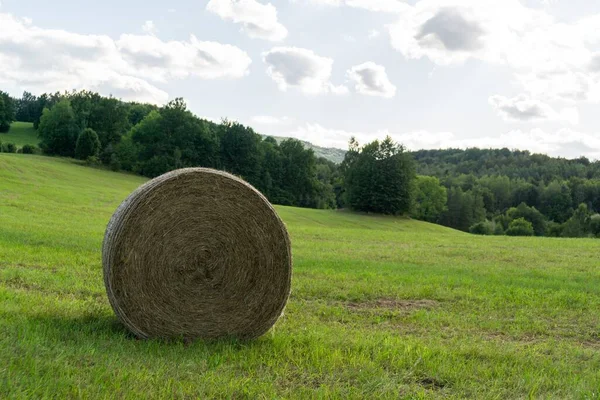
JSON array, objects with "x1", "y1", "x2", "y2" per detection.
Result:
[
  {"x1": 21, "y1": 144, "x2": 37, "y2": 154},
  {"x1": 2, "y1": 142, "x2": 17, "y2": 153},
  {"x1": 506, "y1": 203, "x2": 547, "y2": 236},
  {"x1": 469, "y1": 220, "x2": 494, "y2": 235},
  {"x1": 506, "y1": 217, "x2": 534, "y2": 237},
  {"x1": 85, "y1": 156, "x2": 101, "y2": 166},
  {"x1": 546, "y1": 221, "x2": 564, "y2": 237}
]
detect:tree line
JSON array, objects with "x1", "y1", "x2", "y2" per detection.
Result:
[
  {"x1": 2, "y1": 90, "x2": 600, "y2": 238},
  {"x1": 412, "y1": 149, "x2": 600, "y2": 238},
  {"x1": 1, "y1": 90, "x2": 340, "y2": 209}
]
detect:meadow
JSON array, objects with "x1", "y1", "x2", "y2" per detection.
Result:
[
  {"x1": 1, "y1": 153, "x2": 600, "y2": 399},
  {"x1": 0, "y1": 122, "x2": 38, "y2": 148}
]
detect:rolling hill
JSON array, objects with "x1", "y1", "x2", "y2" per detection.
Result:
[
  {"x1": 0, "y1": 121, "x2": 38, "y2": 148},
  {"x1": 1, "y1": 153, "x2": 599, "y2": 398}
]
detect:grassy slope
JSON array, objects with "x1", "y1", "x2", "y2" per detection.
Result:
[
  {"x1": 1, "y1": 154, "x2": 600, "y2": 399},
  {"x1": 0, "y1": 122, "x2": 39, "y2": 148}
]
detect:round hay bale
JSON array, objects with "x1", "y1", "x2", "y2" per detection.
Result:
[{"x1": 102, "y1": 168, "x2": 292, "y2": 340}]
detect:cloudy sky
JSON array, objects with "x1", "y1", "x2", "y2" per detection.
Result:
[{"x1": 1, "y1": 0, "x2": 600, "y2": 159}]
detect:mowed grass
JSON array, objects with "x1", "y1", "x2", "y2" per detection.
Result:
[
  {"x1": 1, "y1": 153, "x2": 600, "y2": 399},
  {"x1": 1, "y1": 122, "x2": 39, "y2": 148}
]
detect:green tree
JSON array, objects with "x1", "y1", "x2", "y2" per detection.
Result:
[
  {"x1": 439, "y1": 187, "x2": 486, "y2": 231},
  {"x1": 219, "y1": 120, "x2": 263, "y2": 186},
  {"x1": 38, "y1": 99, "x2": 80, "y2": 156},
  {"x1": 68, "y1": 91, "x2": 130, "y2": 148},
  {"x1": 127, "y1": 103, "x2": 157, "y2": 126},
  {"x1": 130, "y1": 99, "x2": 218, "y2": 178},
  {"x1": 279, "y1": 139, "x2": 319, "y2": 207},
  {"x1": 343, "y1": 136, "x2": 415, "y2": 215},
  {"x1": 589, "y1": 214, "x2": 600, "y2": 237},
  {"x1": 75, "y1": 128, "x2": 101, "y2": 160},
  {"x1": 15, "y1": 91, "x2": 38, "y2": 123},
  {"x1": 469, "y1": 220, "x2": 495, "y2": 235},
  {"x1": 562, "y1": 203, "x2": 591, "y2": 238},
  {"x1": 114, "y1": 135, "x2": 139, "y2": 172},
  {"x1": 412, "y1": 176, "x2": 447, "y2": 222},
  {"x1": 540, "y1": 181, "x2": 573, "y2": 223},
  {"x1": 506, "y1": 203, "x2": 547, "y2": 236},
  {"x1": 0, "y1": 91, "x2": 15, "y2": 133},
  {"x1": 33, "y1": 92, "x2": 61, "y2": 129},
  {"x1": 506, "y1": 217, "x2": 534, "y2": 237}
]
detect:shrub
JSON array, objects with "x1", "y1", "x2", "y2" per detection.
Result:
[
  {"x1": 546, "y1": 221, "x2": 564, "y2": 237},
  {"x1": 469, "y1": 220, "x2": 494, "y2": 235},
  {"x1": 85, "y1": 156, "x2": 101, "y2": 166},
  {"x1": 21, "y1": 144, "x2": 37, "y2": 154},
  {"x1": 2, "y1": 142, "x2": 17, "y2": 153},
  {"x1": 506, "y1": 217, "x2": 534, "y2": 237},
  {"x1": 506, "y1": 203, "x2": 547, "y2": 236}
]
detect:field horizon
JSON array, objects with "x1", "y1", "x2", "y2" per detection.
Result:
[{"x1": 1, "y1": 153, "x2": 600, "y2": 398}]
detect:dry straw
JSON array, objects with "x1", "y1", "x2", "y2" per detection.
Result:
[{"x1": 102, "y1": 168, "x2": 292, "y2": 340}]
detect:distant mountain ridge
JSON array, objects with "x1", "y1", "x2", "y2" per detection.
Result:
[{"x1": 261, "y1": 135, "x2": 347, "y2": 164}]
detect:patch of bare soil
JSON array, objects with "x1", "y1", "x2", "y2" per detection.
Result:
[{"x1": 346, "y1": 298, "x2": 439, "y2": 312}]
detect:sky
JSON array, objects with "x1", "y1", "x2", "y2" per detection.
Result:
[{"x1": 1, "y1": 0, "x2": 600, "y2": 159}]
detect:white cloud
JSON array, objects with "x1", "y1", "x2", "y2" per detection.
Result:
[
  {"x1": 345, "y1": 0, "x2": 409, "y2": 13},
  {"x1": 387, "y1": 0, "x2": 600, "y2": 103},
  {"x1": 251, "y1": 115, "x2": 293, "y2": 124},
  {"x1": 263, "y1": 47, "x2": 347, "y2": 95},
  {"x1": 304, "y1": 0, "x2": 342, "y2": 6},
  {"x1": 207, "y1": 0, "x2": 288, "y2": 42},
  {"x1": 141, "y1": 20, "x2": 157, "y2": 35},
  {"x1": 368, "y1": 29, "x2": 381, "y2": 39},
  {"x1": 591, "y1": 54, "x2": 600, "y2": 72},
  {"x1": 0, "y1": 13, "x2": 251, "y2": 104},
  {"x1": 95, "y1": 74, "x2": 169, "y2": 104},
  {"x1": 117, "y1": 34, "x2": 251, "y2": 82},
  {"x1": 347, "y1": 62, "x2": 396, "y2": 98},
  {"x1": 342, "y1": 34, "x2": 356, "y2": 42},
  {"x1": 285, "y1": 123, "x2": 600, "y2": 160},
  {"x1": 199, "y1": 115, "x2": 223, "y2": 124},
  {"x1": 489, "y1": 94, "x2": 579, "y2": 125},
  {"x1": 305, "y1": 0, "x2": 408, "y2": 12}
]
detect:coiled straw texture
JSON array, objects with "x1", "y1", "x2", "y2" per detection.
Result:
[{"x1": 102, "y1": 168, "x2": 292, "y2": 340}]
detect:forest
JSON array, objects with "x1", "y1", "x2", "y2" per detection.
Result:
[{"x1": 1, "y1": 90, "x2": 599, "y2": 238}]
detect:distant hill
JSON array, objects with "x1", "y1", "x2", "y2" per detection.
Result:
[
  {"x1": 261, "y1": 135, "x2": 347, "y2": 164},
  {"x1": 412, "y1": 147, "x2": 600, "y2": 181}
]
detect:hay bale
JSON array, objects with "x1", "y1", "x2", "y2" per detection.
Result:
[{"x1": 102, "y1": 168, "x2": 292, "y2": 340}]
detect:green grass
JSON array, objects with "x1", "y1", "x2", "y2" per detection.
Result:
[
  {"x1": 1, "y1": 122, "x2": 39, "y2": 148},
  {"x1": 1, "y1": 153, "x2": 600, "y2": 399}
]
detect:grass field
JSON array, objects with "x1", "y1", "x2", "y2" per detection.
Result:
[
  {"x1": 1, "y1": 153, "x2": 600, "y2": 399},
  {"x1": 0, "y1": 122, "x2": 39, "y2": 148}
]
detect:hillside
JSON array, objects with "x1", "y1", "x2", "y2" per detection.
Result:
[
  {"x1": 413, "y1": 147, "x2": 600, "y2": 180},
  {"x1": 1, "y1": 153, "x2": 600, "y2": 398},
  {"x1": 261, "y1": 134, "x2": 347, "y2": 164},
  {"x1": 0, "y1": 121, "x2": 38, "y2": 148}
]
